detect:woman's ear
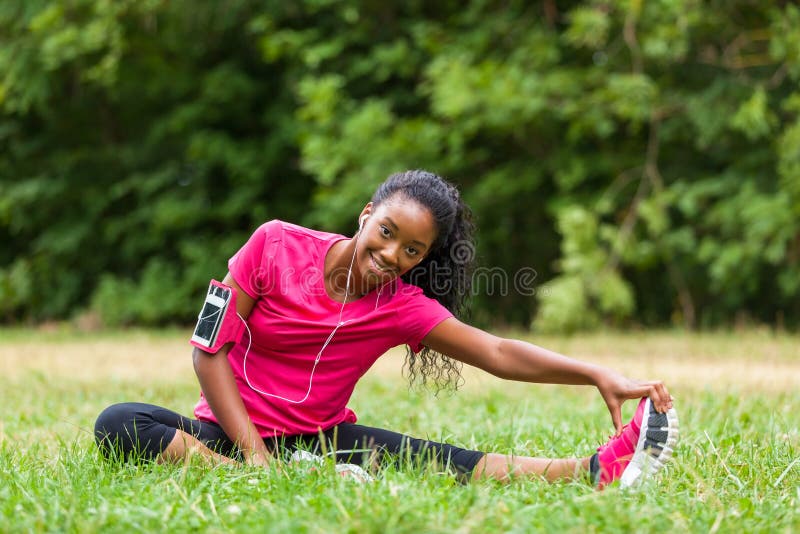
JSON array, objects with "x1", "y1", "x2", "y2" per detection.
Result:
[{"x1": 357, "y1": 203, "x2": 373, "y2": 230}]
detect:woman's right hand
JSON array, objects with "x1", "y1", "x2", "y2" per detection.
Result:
[{"x1": 243, "y1": 449, "x2": 274, "y2": 468}]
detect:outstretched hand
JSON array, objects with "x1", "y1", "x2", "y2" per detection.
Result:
[{"x1": 594, "y1": 369, "x2": 673, "y2": 435}]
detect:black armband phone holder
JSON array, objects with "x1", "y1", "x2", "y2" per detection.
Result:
[{"x1": 189, "y1": 280, "x2": 245, "y2": 353}]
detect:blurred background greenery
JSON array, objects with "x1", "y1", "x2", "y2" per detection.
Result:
[{"x1": 0, "y1": 0, "x2": 798, "y2": 332}]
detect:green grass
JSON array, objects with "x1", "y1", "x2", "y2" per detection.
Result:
[{"x1": 1, "y1": 329, "x2": 798, "y2": 532}]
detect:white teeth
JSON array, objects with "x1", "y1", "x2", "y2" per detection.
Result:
[{"x1": 370, "y1": 254, "x2": 393, "y2": 272}]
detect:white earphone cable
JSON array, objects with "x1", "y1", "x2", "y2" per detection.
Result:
[
  {"x1": 240, "y1": 229, "x2": 384, "y2": 404},
  {"x1": 197, "y1": 308, "x2": 221, "y2": 321}
]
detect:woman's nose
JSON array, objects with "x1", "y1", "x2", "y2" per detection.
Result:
[{"x1": 378, "y1": 244, "x2": 400, "y2": 267}]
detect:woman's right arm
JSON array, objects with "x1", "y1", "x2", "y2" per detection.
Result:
[{"x1": 192, "y1": 273, "x2": 272, "y2": 466}]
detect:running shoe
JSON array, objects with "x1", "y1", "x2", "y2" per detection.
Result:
[
  {"x1": 290, "y1": 450, "x2": 374, "y2": 484},
  {"x1": 595, "y1": 397, "x2": 679, "y2": 488}
]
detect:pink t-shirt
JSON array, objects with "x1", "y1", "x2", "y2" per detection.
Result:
[{"x1": 193, "y1": 220, "x2": 453, "y2": 437}]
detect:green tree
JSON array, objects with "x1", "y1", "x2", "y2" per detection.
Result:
[
  {"x1": 1, "y1": 0, "x2": 798, "y2": 330},
  {"x1": 284, "y1": 0, "x2": 800, "y2": 330},
  {"x1": 0, "y1": 0, "x2": 312, "y2": 324}
]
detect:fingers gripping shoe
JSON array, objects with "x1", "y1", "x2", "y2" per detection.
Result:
[{"x1": 596, "y1": 397, "x2": 679, "y2": 488}]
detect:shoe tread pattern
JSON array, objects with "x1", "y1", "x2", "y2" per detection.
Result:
[{"x1": 644, "y1": 404, "x2": 668, "y2": 452}]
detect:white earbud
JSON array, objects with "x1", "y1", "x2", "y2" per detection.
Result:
[{"x1": 359, "y1": 215, "x2": 368, "y2": 230}]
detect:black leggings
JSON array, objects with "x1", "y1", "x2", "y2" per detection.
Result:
[{"x1": 94, "y1": 403, "x2": 485, "y2": 478}]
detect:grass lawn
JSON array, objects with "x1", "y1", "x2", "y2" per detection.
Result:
[{"x1": 1, "y1": 327, "x2": 798, "y2": 532}]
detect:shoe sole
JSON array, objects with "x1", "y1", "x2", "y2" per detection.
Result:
[{"x1": 619, "y1": 397, "x2": 679, "y2": 488}]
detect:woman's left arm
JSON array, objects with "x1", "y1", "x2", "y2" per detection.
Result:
[{"x1": 422, "y1": 317, "x2": 673, "y2": 433}]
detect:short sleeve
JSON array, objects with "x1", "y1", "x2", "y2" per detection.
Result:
[
  {"x1": 228, "y1": 220, "x2": 282, "y2": 299},
  {"x1": 396, "y1": 287, "x2": 454, "y2": 353}
]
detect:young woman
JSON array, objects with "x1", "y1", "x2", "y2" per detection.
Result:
[{"x1": 95, "y1": 170, "x2": 678, "y2": 488}]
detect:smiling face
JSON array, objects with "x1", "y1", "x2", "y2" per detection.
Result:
[{"x1": 355, "y1": 195, "x2": 438, "y2": 288}]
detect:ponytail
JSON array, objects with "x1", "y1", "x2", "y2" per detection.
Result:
[{"x1": 372, "y1": 170, "x2": 476, "y2": 391}]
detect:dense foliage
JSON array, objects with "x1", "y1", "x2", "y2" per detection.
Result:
[{"x1": 1, "y1": 0, "x2": 798, "y2": 330}]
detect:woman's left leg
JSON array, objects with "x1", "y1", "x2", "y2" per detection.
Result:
[
  {"x1": 305, "y1": 423, "x2": 590, "y2": 483},
  {"x1": 285, "y1": 423, "x2": 484, "y2": 480},
  {"x1": 308, "y1": 423, "x2": 485, "y2": 480},
  {"x1": 478, "y1": 396, "x2": 679, "y2": 486},
  {"x1": 472, "y1": 453, "x2": 590, "y2": 482},
  {"x1": 284, "y1": 397, "x2": 676, "y2": 486}
]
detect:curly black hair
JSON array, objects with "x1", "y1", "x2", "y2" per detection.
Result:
[{"x1": 371, "y1": 170, "x2": 476, "y2": 392}]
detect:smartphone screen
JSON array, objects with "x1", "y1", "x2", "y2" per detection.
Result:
[
  {"x1": 211, "y1": 284, "x2": 230, "y2": 300},
  {"x1": 193, "y1": 300, "x2": 224, "y2": 345},
  {"x1": 192, "y1": 284, "x2": 231, "y2": 347}
]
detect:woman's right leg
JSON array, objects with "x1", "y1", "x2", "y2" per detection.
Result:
[{"x1": 94, "y1": 402, "x2": 237, "y2": 464}]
